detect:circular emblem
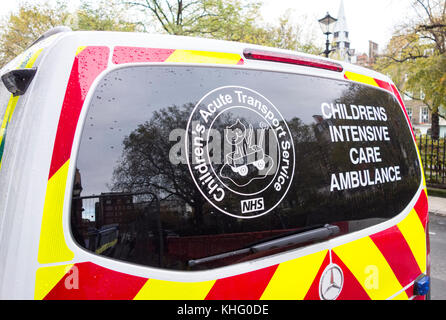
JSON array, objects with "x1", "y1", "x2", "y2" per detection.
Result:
[
  {"x1": 319, "y1": 264, "x2": 344, "y2": 300},
  {"x1": 185, "y1": 86, "x2": 295, "y2": 219}
]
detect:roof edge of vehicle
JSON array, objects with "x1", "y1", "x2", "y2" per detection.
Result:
[{"x1": 0, "y1": 28, "x2": 393, "y2": 86}]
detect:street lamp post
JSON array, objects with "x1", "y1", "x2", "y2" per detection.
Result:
[{"x1": 318, "y1": 12, "x2": 337, "y2": 58}]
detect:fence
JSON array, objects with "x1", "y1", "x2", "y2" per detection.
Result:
[{"x1": 416, "y1": 133, "x2": 446, "y2": 188}]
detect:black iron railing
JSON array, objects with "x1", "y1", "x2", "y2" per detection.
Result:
[{"x1": 417, "y1": 133, "x2": 446, "y2": 188}]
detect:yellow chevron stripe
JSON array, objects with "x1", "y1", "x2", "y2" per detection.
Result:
[
  {"x1": 0, "y1": 96, "x2": 19, "y2": 169},
  {"x1": 134, "y1": 278, "x2": 216, "y2": 300},
  {"x1": 38, "y1": 160, "x2": 74, "y2": 264},
  {"x1": 415, "y1": 145, "x2": 427, "y2": 187},
  {"x1": 344, "y1": 71, "x2": 379, "y2": 87},
  {"x1": 165, "y1": 50, "x2": 241, "y2": 64},
  {"x1": 260, "y1": 250, "x2": 327, "y2": 300},
  {"x1": 0, "y1": 95, "x2": 19, "y2": 139},
  {"x1": 25, "y1": 48, "x2": 43, "y2": 68},
  {"x1": 76, "y1": 46, "x2": 87, "y2": 56},
  {"x1": 333, "y1": 236, "x2": 406, "y2": 300},
  {"x1": 5, "y1": 96, "x2": 20, "y2": 123},
  {"x1": 34, "y1": 264, "x2": 73, "y2": 300},
  {"x1": 397, "y1": 209, "x2": 427, "y2": 273}
]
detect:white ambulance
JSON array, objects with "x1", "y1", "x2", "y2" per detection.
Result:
[{"x1": 0, "y1": 28, "x2": 430, "y2": 300}]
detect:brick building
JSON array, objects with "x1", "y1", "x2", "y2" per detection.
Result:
[{"x1": 404, "y1": 98, "x2": 446, "y2": 137}]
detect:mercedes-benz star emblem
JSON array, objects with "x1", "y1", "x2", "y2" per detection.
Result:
[{"x1": 319, "y1": 263, "x2": 344, "y2": 300}]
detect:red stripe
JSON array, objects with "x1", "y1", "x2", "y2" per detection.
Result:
[
  {"x1": 303, "y1": 252, "x2": 330, "y2": 300},
  {"x1": 390, "y1": 84, "x2": 405, "y2": 109},
  {"x1": 390, "y1": 84, "x2": 416, "y2": 140},
  {"x1": 377, "y1": 80, "x2": 416, "y2": 140},
  {"x1": 414, "y1": 190, "x2": 429, "y2": 229},
  {"x1": 370, "y1": 226, "x2": 421, "y2": 287},
  {"x1": 374, "y1": 78, "x2": 393, "y2": 93},
  {"x1": 112, "y1": 47, "x2": 175, "y2": 64},
  {"x1": 304, "y1": 252, "x2": 370, "y2": 300},
  {"x1": 405, "y1": 284, "x2": 414, "y2": 299},
  {"x1": 376, "y1": 80, "x2": 416, "y2": 139},
  {"x1": 205, "y1": 265, "x2": 278, "y2": 300},
  {"x1": 48, "y1": 47, "x2": 109, "y2": 179},
  {"x1": 331, "y1": 251, "x2": 371, "y2": 300},
  {"x1": 43, "y1": 262, "x2": 147, "y2": 300}
]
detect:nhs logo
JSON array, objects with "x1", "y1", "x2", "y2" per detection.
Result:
[{"x1": 241, "y1": 198, "x2": 265, "y2": 214}]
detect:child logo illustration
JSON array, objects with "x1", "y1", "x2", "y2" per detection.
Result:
[
  {"x1": 220, "y1": 119, "x2": 274, "y2": 187},
  {"x1": 186, "y1": 86, "x2": 295, "y2": 219}
]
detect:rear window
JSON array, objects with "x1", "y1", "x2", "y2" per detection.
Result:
[{"x1": 71, "y1": 65, "x2": 421, "y2": 271}]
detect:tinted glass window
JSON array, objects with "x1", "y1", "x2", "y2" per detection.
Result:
[{"x1": 71, "y1": 66, "x2": 421, "y2": 271}]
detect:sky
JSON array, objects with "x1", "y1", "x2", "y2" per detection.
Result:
[
  {"x1": 0, "y1": 0, "x2": 415, "y2": 54},
  {"x1": 260, "y1": 0, "x2": 414, "y2": 54}
]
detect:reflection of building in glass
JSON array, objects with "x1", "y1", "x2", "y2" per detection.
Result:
[
  {"x1": 71, "y1": 168, "x2": 83, "y2": 225},
  {"x1": 313, "y1": 115, "x2": 333, "y2": 135},
  {"x1": 95, "y1": 192, "x2": 135, "y2": 227},
  {"x1": 71, "y1": 168, "x2": 94, "y2": 245}
]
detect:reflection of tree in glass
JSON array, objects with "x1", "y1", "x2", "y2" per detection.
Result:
[
  {"x1": 110, "y1": 103, "x2": 241, "y2": 228},
  {"x1": 111, "y1": 103, "x2": 207, "y2": 228},
  {"x1": 110, "y1": 102, "x2": 269, "y2": 223},
  {"x1": 281, "y1": 117, "x2": 329, "y2": 214}
]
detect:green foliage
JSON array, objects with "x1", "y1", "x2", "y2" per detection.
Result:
[
  {"x1": 124, "y1": 0, "x2": 261, "y2": 36},
  {"x1": 236, "y1": 13, "x2": 321, "y2": 54},
  {"x1": 406, "y1": 53, "x2": 446, "y2": 111},
  {"x1": 374, "y1": 0, "x2": 446, "y2": 138},
  {"x1": 75, "y1": 0, "x2": 137, "y2": 32},
  {"x1": 0, "y1": 0, "x2": 321, "y2": 68},
  {"x1": 0, "y1": 0, "x2": 137, "y2": 67},
  {"x1": 0, "y1": 2, "x2": 64, "y2": 66},
  {"x1": 125, "y1": 0, "x2": 321, "y2": 53},
  {"x1": 376, "y1": 34, "x2": 446, "y2": 108}
]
